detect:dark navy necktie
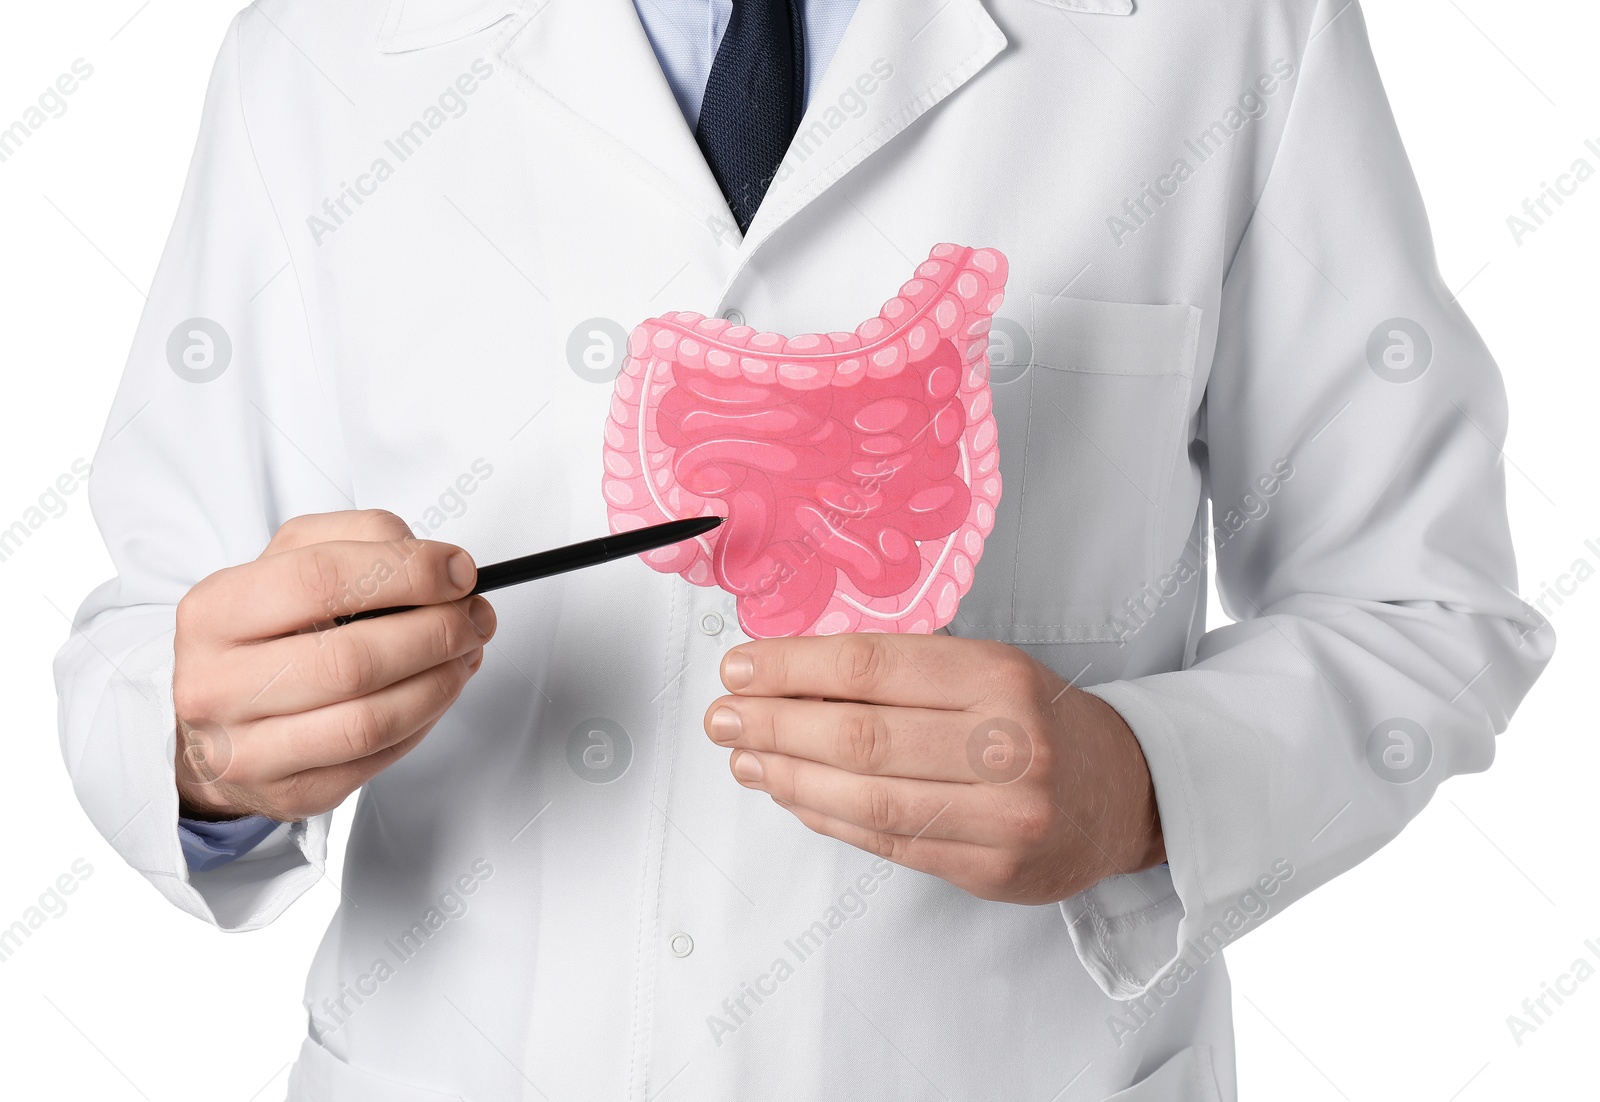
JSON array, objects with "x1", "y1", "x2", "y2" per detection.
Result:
[{"x1": 695, "y1": 0, "x2": 806, "y2": 234}]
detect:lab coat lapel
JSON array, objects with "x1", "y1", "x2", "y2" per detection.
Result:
[
  {"x1": 491, "y1": 0, "x2": 736, "y2": 236},
  {"x1": 737, "y1": 0, "x2": 1008, "y2": 255}
]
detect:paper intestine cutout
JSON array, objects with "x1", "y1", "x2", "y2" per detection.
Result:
[{"x1": 601, "y1": 244, "x2": 1008, "y2": 639}]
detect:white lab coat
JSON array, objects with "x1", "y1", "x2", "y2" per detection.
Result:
[{"x1": 54, "y1": 0, "x2": 1551, "y2": 1098}]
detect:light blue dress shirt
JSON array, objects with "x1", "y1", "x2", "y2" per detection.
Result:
[
  {"x1": 179, "y1": 813, "x2": 281, "y2": 872},
  {"x1": 178, "y1": 0, "x2": 864, "y2": 873}
]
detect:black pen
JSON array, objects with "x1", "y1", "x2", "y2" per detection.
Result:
[{"x1": 333, "y1": 515, "x2": 724, "y2": 625}]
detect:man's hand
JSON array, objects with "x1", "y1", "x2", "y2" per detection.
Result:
[
  {"x1": 704, "y1": 634, "x2": 1164, "y2": 905},
  {"x1": 173, "y1": 510, "x2": 496, "y2": 823}
]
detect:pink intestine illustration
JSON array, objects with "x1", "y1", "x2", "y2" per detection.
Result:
[{"x1": 601, "y1": 243, "x2": 1008, "y2": 638}]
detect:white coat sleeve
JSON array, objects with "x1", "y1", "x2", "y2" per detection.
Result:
[
  {"x1": 53, "y1": 14, "x2": 350, "y2": 931},
  {"x1": 1062, "y1": 0, "x2": 1554, "y2": 998}
]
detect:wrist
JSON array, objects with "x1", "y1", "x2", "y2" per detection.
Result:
[
  {"x1": 174, "y1": 721, "x2": 252, "y2": 821},
  {"x1": 1078, "y1": 690, "x2": 1167, "y2": 876},
  {"x1": 177, "y1": 792, "x2": 252, "y2": 822}
]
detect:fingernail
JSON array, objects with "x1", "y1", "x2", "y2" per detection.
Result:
[
  {"x1": 708, "y1": 707, "x2": 742, "y2": 744},
  {"x1": 732, "y1": 751, "x2": 764, "y2": 784},
  {"x1": 722, "y1": 651, "x2": 754, "y2": 690},
  {"x1": 448, "y1": 551, "x2": 475, "y2": 591},
  {"x1": 468, "y1": 597, "x2": 495, "y2": 635}
]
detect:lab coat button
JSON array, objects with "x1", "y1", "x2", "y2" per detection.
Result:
[
  {"x1": 721, "y1": 308, "x2": 745, "y2": 326},
  {"x1": 669, "y1": 932, "x2": 694, "y2": 957},
  {"x1": 699, "y1": 612, "x2": 724, "y2": 636}
]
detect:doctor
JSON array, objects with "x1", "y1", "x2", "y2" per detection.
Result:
[{"x1": 56, "y1": 0, "x2": 1550, "y2": 1098}]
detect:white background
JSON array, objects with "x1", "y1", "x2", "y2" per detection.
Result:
[{"x1": 0, "y1": 2, "x2": 1594, "y2": 1099}]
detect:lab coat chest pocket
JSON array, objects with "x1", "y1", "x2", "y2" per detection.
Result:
[{"x1": 956, "y1": 295, "x2": 1201, "y2": 642}]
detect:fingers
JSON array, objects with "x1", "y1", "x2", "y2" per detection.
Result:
[
  {"x1": 705, "y1": 696, "x2": 977, "y2": 782},
  {"x1": 262, "y1": 509, "x2": 414, "y2": 555},
  {"x1": 226, "y1": 597, "x2": 495, "y2": 718},
  {"x1": 262, "y1": 723, "x2": 437, "y2": 822},
  {"x1": 774, "y1": 801, "x2": 999, "y2": 894},
  {"x1": 730, "y1": 750, "x2": 1017, "y2": 846},
  {"x1": 183, "y1": 537, "x2": 477, "y2": 642},
  {"x1": 720, "y1": 633, "x2": 1030, "y2": 709},
  {"x1": 232, "y1": 648, "x2": 483, "y2": 779}
]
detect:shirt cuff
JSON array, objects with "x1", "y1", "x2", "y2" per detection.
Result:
[{"x1": 178, "y1": 814, "x2": 281, "y2": 872}]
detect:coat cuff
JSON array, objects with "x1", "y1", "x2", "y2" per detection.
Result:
[
  {"x1": 84, "y1": 627, "x2": 330, "y2": 931},
  {"x1": 1062, "y1": 679, "x2": 1289, "y2": 1000},
  {"x1": 1059, "y1": 862, "x2": 1186, "y2": 1000}
]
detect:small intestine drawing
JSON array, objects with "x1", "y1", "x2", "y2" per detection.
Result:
[{"x1": 601, "y1": 243, "x2": 1008, "y2": 639}]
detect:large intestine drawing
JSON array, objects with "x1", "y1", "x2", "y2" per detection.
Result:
[{"x1": 600, "y1": 243, "x2": 1008, "y2": 639}]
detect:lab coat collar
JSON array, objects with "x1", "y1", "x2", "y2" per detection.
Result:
[
  {"x1": 491, "y1": 0, "x2": 738, "y2": 243},
  {"x1": 735, "y1": 0, "x2": 1011, "y2": 257},
  {"x1": 375, "y1": 0, "x2": 1132, "y2": 55},
  {"x1": 1033, "y1": 0, "x2": 1135, "y2": 13},
  {"x1": 486, "y1": 0, "x2": 1019, "y2": 268},
  {"x1": 739, "y1": 0, "x2": 1132, "y2": 259},
  {"x1": 382, "y1": 0, "x2": 1128, "y2": 268},
  {"x1": 374, "y1": 0, "x2": 526, "y2": 54}
]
